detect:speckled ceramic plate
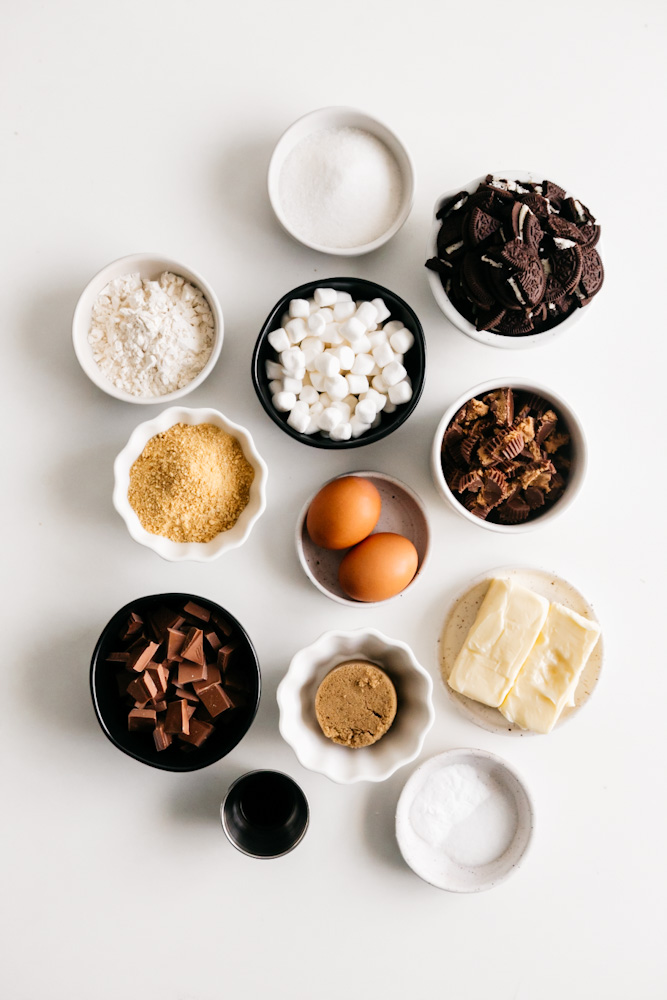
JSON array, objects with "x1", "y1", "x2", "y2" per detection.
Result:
[
  {"x1": 438, "y1": 566, "x2": 603, "y2": 736},
  {"x1": 295, "y1": 471, "x2": 430, "y2": 607}
]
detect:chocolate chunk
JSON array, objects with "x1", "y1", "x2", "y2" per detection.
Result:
[
  {"x1": 196, "y1": 683, "x2": 233, "y2": 717},
  {"x1": 126, "y1": 639, "x2": 159, "y2": 673},
  {"x1": 180, "y1": 628, "x2": 205, "y2": 666},
  {"x1": 127, "y1": 671, "x2": 158, "y2": 704},
  {"x1": 183, "y1": 600, "x2": 211, "y2": 623},
  {"x1": 164, "y1": 699, "x2": 190, "y2": 736},
  {"x1": 177, "y1": 660, "x2": 208, "y2": 686},
  {"x1": 217, "y1": 642, "x2": 237, "y2": 672},
  {"x1": 166, "y1": 628, "x2": 186, "y2": 660},
  {"x1": 153, "y1": 723, "x2": 172, "y2": 752},
  {"x1": 128, "y1": 708, "x2": 157, "y2": 732},
  {"x1": 178, "y1": 719, "x2": 214, "y2": 747},
  {"x1": 205, "y1": 630, "x2": 222, "y2": 653}
]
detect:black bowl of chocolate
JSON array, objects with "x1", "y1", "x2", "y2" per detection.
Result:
[
  {"x1": 434, "y1": 381, "x2": 587, "y2": 530},
  {"x1": 90, "y1": 594, "x2": 261, "y2": 771},
  {"x1": 426, "y1": 174, "x2": 604, "y2": 342},
  {"x1": 221, "y1": 770, "x2": 309, "y2": 859},
  {"x1": 251, "y1": 276, "x2": 426, "y2": 449}
]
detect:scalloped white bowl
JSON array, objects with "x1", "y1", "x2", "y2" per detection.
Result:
[
  {"x1": 113, "y1": 406, "x2": 268, "y2": 562},
  {"x1": 277, "y1": 628, "x2": 434, "y2": 784}
]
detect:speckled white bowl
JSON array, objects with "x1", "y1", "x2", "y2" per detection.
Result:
[
  {"x1": 426, "y1": 171, "x2": 598, "y2": 349},
  {"x1": 72, "y1": 252, "x2": 223, "y2": 403},
  {"x1": 396, "y1": 749, "x2": 534, "y2": 892},
  {"x1": 277, "y1": 628, "x2": 434, "y2": 784},
  {"x1": 113, "y1": 406, "x2": 267, "y2": 562}
]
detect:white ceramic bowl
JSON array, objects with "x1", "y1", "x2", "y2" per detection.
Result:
[
  {"x1": 277, "y1": 628, "x2": 434, "y2": 784},
  {"x1": 113, "y1": 406, "x2": 267, "y2": 562},
  {"x1": 295, "y1": 471, "x2": 430, "y2": 608},
  {"x1": 268, "y1": 106, "x2": 415, "y2": 256},
  {"x1": 431, "y1": 377, "x2": 587, "y2": 533},
  {"x1": 72, "y1": 253, "x2": 223, "y2": 403},
  {"x1": 396, "y1": 748, "x2": 534, "y2": 892},
  {"x1": 426, "y1": 171, "x2": 597, "y2": 349}
]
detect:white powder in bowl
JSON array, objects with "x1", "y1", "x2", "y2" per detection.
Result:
[
  {"x1": 278, "y1": 126, "x2": 404, "y2": 249},
  {"x1": 88, "y1": 271, "x2": 215, "y2": 397},
  {"x1": 409, "y1": 763, "x2": 518, "y2": 867}
]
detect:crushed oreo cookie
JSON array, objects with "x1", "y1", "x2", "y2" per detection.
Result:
[
  {"x1": 441, "y1": 387, "x2": 571, "y2": 524},
  {"x1": 426, "y1": 175, "x2": 604, "y2": 336}
]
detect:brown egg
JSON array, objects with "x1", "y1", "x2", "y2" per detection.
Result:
[
  {"x1": 339, "y1": 532, "x2": 419, "y2": 602},
  {"x1": 306, "y1": 476, "x2": 382, "y2": 550}
]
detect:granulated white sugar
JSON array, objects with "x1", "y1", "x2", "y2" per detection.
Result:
[{"x1": 278, "y1": 126, "x2": 403, "y2": 249}]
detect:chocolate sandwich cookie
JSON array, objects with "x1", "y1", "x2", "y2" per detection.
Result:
[
  {"x1": 551, "y1": 244, "x2": 583, "y2": 295},
  {"x1": 576, "y1": 247, "x2": 604, "y2": 305}
]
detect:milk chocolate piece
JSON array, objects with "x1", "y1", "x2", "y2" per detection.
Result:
[
  {"x1": 128, "y1": 708, "x2": 157, "y2": 731},
  {"x1": 147, "y1": 606, "x2": 184, "y2": 642},
  {"x1": 122, "y1": 612, "x2": 144, "y2": 641},
  {"x1": 173, "y1": 685, "x2": 199, "y2": 704},
  {"x1": 178, "y1": 719, "x2": 214, "y2": 747},
  {"x1": 195, "y1": 664, "x2": 221, "y2": 689},
  {"x1": 197, "y1": 683, "x2": 233, "y2": 717},
  {"x1": 127, "y1": 639, "x2": 159, "y2": 673},
  {"x1": 217, "y1": 642, "x2": 237, "y2": 672},
  {"x1": 205, "y1": 630, "x2": 222, "y2": 653},
  {"x1": 211, "y1": 611, "x2": 232, "y2": 636},
  {"x1": 147, "y1": 663, "x2": 169, "y2": 696},
  {"x1": 106, "y1": 651, "x2": 130, "y2": 663},
  {"x1": 166, "y1": 628, "x2": 186, "y2": 661},
  {"x1": 177, "y1": 660, "x2": 207, "y2": 686},
  {"x1": 153, "y1": 723, "x2": 172, "y2": 752},
  {"x1": 164, "y1": 699, "x2": 190, "y2": 735},
  {"x1": 127, "y1": 670, "x2": 158, "y2": 704},
  {"x1": 180, "y1": 628, "x2": 205, "y2": 666},
  {"x1": 183, "y1": 600, "x2": 211, "y2": 623}
]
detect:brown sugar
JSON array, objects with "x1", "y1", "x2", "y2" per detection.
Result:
[
  {"x1": 128, "y1": 423, "x2": 254, "y2": 543},
  {"x1": 314, "y1": 660, "x2": 398, "y2": 748}
]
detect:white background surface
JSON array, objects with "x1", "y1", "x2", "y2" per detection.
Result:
[{"x1": 3, "y1": 1, "x2": 666, "y2": 997}]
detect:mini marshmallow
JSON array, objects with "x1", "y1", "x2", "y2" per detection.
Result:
[
  {"x1": 324, "y1": 323, "x2": 343, "y2": 345},
  {"x1": 318, "y1": 393, "x2": 332, "y2": 409},
  {"x1": 289, "y1": 298, "x2": 310, "y2": 319},
  {"x1": 346, "y1": 373, "x2": 370, "y2": 395},
  {"x1": 333, "y1": 300, "x2": 355, "y2": 322},
  {"x1": 368, "y1": 330, "x2": 388, "y2": 349},
  {"x1": 307, "y1": 298, "x2": 318, "y2": 313},
  {"x1": 315, "y1": 352, "x2": 340, "y2": 377},
  {"x1": 324, "y1": 374, "x2": 349, "y2": 400},
  {"x1": 309, "y1": 400, "x2": 324, "y2": 416},
  {"x1": 383, "y1": 399, "x2": 397, "y2": 414},
  {"x1": 285, "y1": 318, "x2": 307, "y2": 344},
  {"x1": 382, "y1": 320, "x2": 404, "y2": 336},
  {"x1": 343, "y1": 394, "x2": 358, "y2": 411},
  {"x1": 265, "y1": 359, "x2": 284, "y2": 379},
  {"x1": 371, "y1": 298, "x2": 391, "y2": 323},
  {"x1": 301, "y1": 339, "x2": 324, "y2": 369},
  {"x1": 268, "y1": 328, "x2": 291, "y2": 353},
  {"x1": 369, "y1": 363, "x2": 381, "y2": 376},
  {"x1": 330, "y1": 421, "x2": 352, "y2": 442},
  {"x1": 336, "y1": 290, "x2": 353, "y2": 303},
  {"x1": 318, "y1": 407, "x2": 343, "y2": 433},
  {"x1": 299, "y1": 385, "x2": 319, "y2": 405},
  {"x1": 340, "y1": 317, "x2": 366, "y2": 341},
  {"x1": 305, "y1": 417, "x2": 320, "y2": 435},
  {"x1": 268, "y1": 379, "x2": 283, "y2": 395},
  {"x1": 332, "y1": 344, "x2": 355, "y2": 370},
  {"x1": 382, "y1": 361, "x2": 407, "y2": 387},
  {"x1": 355, "y1": 399, "x2": 376, "y2": 424},
  {"x1": 310, "y1": 372, "x2": 326, "y2": 392},
  {"x1": 350, "y1": 415, "x2": 372, "y2": 439},
  {"x1": 353, "y1": 334, "x2": 372, "y2": 355},
  {"x1": 287, "y1": 407, "x2": 311, "y2": 433},
  {"x1": 273, "y1": 391, "x2": 296, "y2": 412},
  {"x1": 389, "y1": 328, "x2": 414, "y2": 353},
  {"x1": 371, "y1": 374, "x2": 388, "y2": 394},
  {"x1": 361, "y1": 388, "x2": 387, "y2": 412},
  {"x1": 280, "y1": 347, "x2": 305, "y2": 374},
  {"x1": 330, "y1": 400, "x2": 352, "y2": 422},
  {"x1": 314, "y1": 287, "x2": 338, "y2": 307},
  {"x1": 388, "y1": 380, "x2": 413, "y2": 405},
  {"x1": 372, "y1": 342, "x2": 395, "y2": 369},
  {"x1": 307, "y1": 312, "x2": 326, "y2": 336},
  {"x1": 292, "y1": 367, "x2": 306, "y2": 381},
  {"x1": 283, "y1": 376, "x2": 302, "y2": 394},
  {"x1": 351, "y1": 353, "x2": 375, "y2": 376},
  {"x1": 354, "y1": 301, "x2": 378, "y2": 330},
  {"x1": 317, "y1": 308, "x2": 335, "y2": 323}
]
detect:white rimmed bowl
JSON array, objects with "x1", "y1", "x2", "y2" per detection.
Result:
[
  {"x1": 431, "y1": 377, "x2": 587, "y2": 533},
  {"x1": 396, "y1": 749, "x2": 534, "y2": 892},
  {"x1": 268, "y1": 106, "x2": 415, "y2": 256},
  {"x1": 113, "y1": 406, "x2": 267, "y2": 562},
  {"x1": 426, "y1": 171, "x2": 599, "y2": 349},
  {"x1": 72, "y1": 253, "x2": 223, "y2": 403},
  {"x1": 295, "y1": 471, "x2": 430, "y2": 607},
  {"x1": 277, "y1": 628, "x2": 434, "y2": 784}
]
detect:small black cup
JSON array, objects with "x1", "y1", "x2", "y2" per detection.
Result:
[{"x1": 221, "y1": 771, "x2": 309, "y2": 859}]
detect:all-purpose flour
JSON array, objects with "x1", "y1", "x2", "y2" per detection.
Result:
[{"x1": 88, "y1": 271, "x2": 214, "y2": 397}]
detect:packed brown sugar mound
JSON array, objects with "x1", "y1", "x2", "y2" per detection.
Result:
[
  {"x1": 128, "y1": 422, "x2": 254, "y2": 543},
  {"x1": 315, "y1": 660, "x2": 398, "y2": 748}
]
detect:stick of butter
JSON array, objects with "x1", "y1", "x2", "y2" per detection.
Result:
[
  {"x1": 447, "y1": 578, "x2": 549, "y2": 708},
  {"x1": 499, "y1": 603, "x2": 601, "y2": 734}
]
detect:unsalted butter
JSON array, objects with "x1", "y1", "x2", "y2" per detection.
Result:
[
  {"x1": 499, "y1": 603, "x2": 601, "y2": 734},
  {"x1": 448, "y1": 578, "x2": 549, "y2": 708}
]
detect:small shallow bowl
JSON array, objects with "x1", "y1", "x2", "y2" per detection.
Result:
[
  {"x1": 426, "y1": 171, "x2": 599, "y2": 349},
  {"x1": 221, "y1": 770, "x2": 309, "y2": 859},
  {"x1": 268, "y1": 106, "x2": 414, "y2": 255},
  {"x1": 252, "y1": 277, "x2": 426, "y2": 449},
  {"x1": 277, "y1": 628, "x2": 434, "y2": 784},
  {"x1": 113, "y1": 406, "x2": 268, "y2": 561},
  {"x1": 90, "y1": 593, "x2": 261, "y2": 772},
  {"x1": 431, "y1": 377, "x2": 587, "y2": 533},
  {"x1": 439, "y1": 566, "x2": 603, "y2": 737},
  {"x1": 72, "y1": 252, "x2": 224, "y2": 403},
  {"x1": 295, "y1": 471, "x2": 430, "y2": 606},
  {"x1": 396, "y1": 748, "x2": 534, "y2": 892}
]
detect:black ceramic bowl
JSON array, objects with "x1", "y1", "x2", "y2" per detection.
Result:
[
  {"x1": 251, "y1": 277, "x2": 426, "y2": 449},
  {"x1": 90, "y1": 593, "x2": 261, "y2": 772}
]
